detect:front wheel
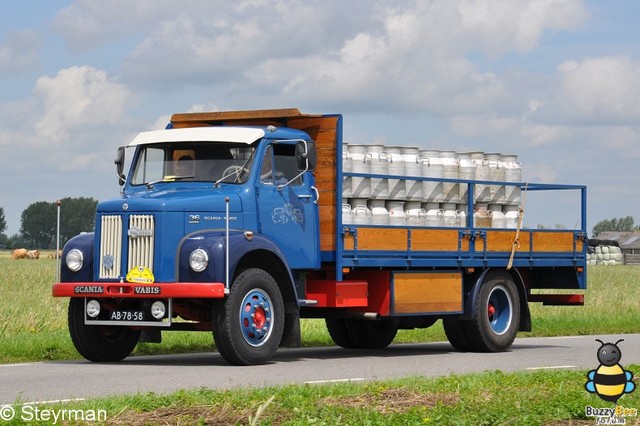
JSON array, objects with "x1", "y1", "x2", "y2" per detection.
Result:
[
  {"x1": 465, "y1": 270, "x2": 520, "y2": 352},
  {"x1": 68, "y1": 298, "x2": 140, "y2": 362},
  {"x1": 213, "y1": 268, "x2": 284, "y2": 365}
]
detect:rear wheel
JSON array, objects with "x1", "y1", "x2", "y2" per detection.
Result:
[
  {"x1": 345, "y1": 318, "x2": 399, "y2": 349},
  {"x1": 68, "y1": 298, "x2": 140, "y2": 362},
  {"x1": 465, "y1": 270, "x2": 520, "y2": 352},
  {"x1": 325, "y1": 318, "x2": 356, "y2": 348},
  {"x1": 213, "y1": 268, "x2": 284, "y2": 365},
  {"x1": 443, "y1": 316, "x2": 473, "y2": 351}
]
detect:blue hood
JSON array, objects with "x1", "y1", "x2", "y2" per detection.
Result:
[{"x1": 98, "y1": 185, "x2": 243, "y2": 214}]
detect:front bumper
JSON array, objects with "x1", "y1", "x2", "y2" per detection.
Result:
[{"x1": 52, "y1": 282, "x2": 226, "y2": 298}]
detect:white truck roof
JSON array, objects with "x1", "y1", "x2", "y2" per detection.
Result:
[{"x1": 128, "y1": 127, "x2": 266, "y2": 146}]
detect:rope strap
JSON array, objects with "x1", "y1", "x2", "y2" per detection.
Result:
[{"x1": 507, "y1": 182, "x2": 528, "y2": 270}]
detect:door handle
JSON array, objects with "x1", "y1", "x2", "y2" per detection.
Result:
[{"x1": 311, "y1": 186, "x2": 319, "y2": 205}]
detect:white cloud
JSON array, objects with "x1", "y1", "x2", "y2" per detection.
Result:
[
  {"x1": 0, "y1": 30, "x2": 39, "y2": 76},
  {"x1": 33, "y1": 66, "x2": 133, "y2": 142},
  {"x1": 553, "y1": 56, "x2": 640, "y2": 124}
]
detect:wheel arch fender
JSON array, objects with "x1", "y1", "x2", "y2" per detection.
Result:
[
  {"x1": 179, "y1": 230, "x2": 296, "y2": 298},
  {"x1": 460, "y1": 268, "x2": 531, "y2": 332},
  {"x1": 60, "y1": 232, "x2": 95, "y2": 282}
]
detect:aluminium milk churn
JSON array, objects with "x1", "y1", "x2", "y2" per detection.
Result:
[
  {"x1": 348, "y1": 144, "x2": 371, "y2": 198},
  {"x1": 368, "y1": 144, "x2": 390, "y2": 199},
  {"x1": 402, "y1": 146, "x2": 423, "y2": 201},
  {"x1": 385, "y1": 146, "x2": 406, "y2": 200},
  {"x1": 419, "y1": 149, "x2": 444, "y2": 203}
]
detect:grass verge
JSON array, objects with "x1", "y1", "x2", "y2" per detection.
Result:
[{"x1": 4, "y1": 366, "x2": 639, "y2": 425}]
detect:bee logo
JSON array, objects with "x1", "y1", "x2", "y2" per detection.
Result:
[{"x1": 585, "y1": 339, "x2": 636, "y2": 403}]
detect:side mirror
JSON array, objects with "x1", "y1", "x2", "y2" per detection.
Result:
[
  {"x1": 115, "y1": 146, "x2": 126, "y2": 186},
  {"x1": 296, "y1": 140, "x2": 316, "y2": 172}
]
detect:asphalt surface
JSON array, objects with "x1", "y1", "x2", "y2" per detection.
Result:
[{"x1": 1, "y1": 333, "x2": 639, "y2": 405}]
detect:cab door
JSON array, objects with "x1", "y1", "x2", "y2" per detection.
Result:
[{"x1": 256, "y1": 141, "x2": 320, "y2": 269}]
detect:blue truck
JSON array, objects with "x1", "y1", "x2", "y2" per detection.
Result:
[{"x1": 53, "y1": 108, "x2": 587, "y2": 365}]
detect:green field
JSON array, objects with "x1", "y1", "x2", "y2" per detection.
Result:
[{"x1": 2, "y1": 251, "x2": 640, "y2": 424}]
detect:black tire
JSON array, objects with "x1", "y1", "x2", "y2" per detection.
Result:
[
  {"x1": 213, "y1": 268, "x2": 284, "y2": 365},
  {"x1": 68, "y1": 298, "x2": 140, "y2": 362},
  {"x1": 345, "y1": 318, "x2": 399, "y2": 349},
  {"x1": 465, "y1": 270, "x2": 520, "y2": 352},
  {"x1": 443, "y1": 316, "x2": 474, "y2": 352},
  {"x1": 325, "y1": 318, "x2": 356, "y2": 348}
]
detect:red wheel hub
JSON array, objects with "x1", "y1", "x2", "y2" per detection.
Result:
[
  {"x1": 487, "y1": 303, "x2": 496, "y2": 320},
  {"x1": 253, "y1": 307, "x2": 266, "y2": 329}
]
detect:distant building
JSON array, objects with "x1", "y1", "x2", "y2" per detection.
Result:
[{"x1": 595, "y1": 231, "x2": 640, "y2": 265}]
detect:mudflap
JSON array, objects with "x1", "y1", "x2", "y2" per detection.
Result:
[{"x1": 280, "y1": 306, "x2": 301, "y2": 348}]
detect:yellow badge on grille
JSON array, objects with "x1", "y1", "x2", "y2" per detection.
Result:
[{"x1": 126, "y1": 266, "x2": 155, "y2": 284}]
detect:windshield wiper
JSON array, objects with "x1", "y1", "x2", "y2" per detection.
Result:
[{"x1": 146, "y1": 175, "x2": 194, "y2": 190}]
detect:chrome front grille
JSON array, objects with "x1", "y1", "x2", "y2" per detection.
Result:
[
  {"x1": 99, "y1": 215, "x2": 122, "y2": 279},
  {"x1": 128, "y1": 215, "x2": 155, "y2": 271},
  {"x1": 98, "y1": 214, "x2": 155, "y2": 279}
]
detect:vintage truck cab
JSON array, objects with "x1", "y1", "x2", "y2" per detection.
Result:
[{"x1": 54, "y1": 116, "x2": 319, "y2": 365}]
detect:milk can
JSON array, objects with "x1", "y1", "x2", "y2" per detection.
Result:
[
  {"x1": 368, "y1": 145, "x2": 390, "y2": 199},
  {"x1": 342, "y1": 144, "x2": 352, "y2": 198},
  {"x1": 424, "y1": 202, "x2": 444, "y2": 227},
  {"x1": 504, "y1": 205, "x2": 520, "y2": 229},
  {"x1": 369, "y1": 199, "x2": 390, "y2": 225},
  {"x1": 471, "y1": 151, "x2": 491, "y2": 203},
  {"x1": 386, "y1": 200, "x2": 406, "y2": 225},
  {"x1": 402, "y1": 146, "x2": 423, "y2": 201},
  {"x1": 489, "y1": 204, "x2": 506, "y2": 228},
  {"x1": 457, "y1": 151, "x2": 475, "y2": 205},
  {"x1": 342, "y1": 203, "x2": 353, "y2": 225},
  {"x1": 351, "y1": 202, "x2": 372, "y2": 225},
  {"x1": 474, "y1": 203, "x2": 492, "y2": 228},
  {"x1": 457, "y1": 205, "x2": 468, "y2": 227},
  {"x1": 419, "y1": 149, "x2": 444, "y2": 203},
  {"x1": 406, "y1": 201, "x2": 426, "y2": 226},
  {"x1": 485, "y1": 153, "x2": 505, "y2": 204},
  {"x1": 501, "y1": 154, "x2": 521, "y2": 206},
  {"x1": 385, "y1": 146, "x2": 406, "y2": 200},
  {"x1": 442, "y1": 203, "x2": 459, "y2": 227},
  {"x1": 348, "y1": 144, "x2": 371, "y2": 198},
  {"x1": 440, "y1": 150, "x2": 460, "y2": 203}
]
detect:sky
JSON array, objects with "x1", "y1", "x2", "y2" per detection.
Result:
[{"x1": 1, "y1": 0, "x2": 639, "y2": 236}]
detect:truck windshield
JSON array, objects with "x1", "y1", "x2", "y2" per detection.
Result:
[{"x1": 130, "y1": 142, "x2": 256, "y2": 186}]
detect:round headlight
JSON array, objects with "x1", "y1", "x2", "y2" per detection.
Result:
[
  {"x1": 66, "y1": 249, "x2": 84, "y2": 272},
  {"x1": 86, "y1": 300, "x2": 101, "y2": 318},
  {"x1": 189, "y1": 248, "x2": 209, "y2": 272},
  {"x1": 150, "y1": 301, "x2": 166, "y2": 319}
]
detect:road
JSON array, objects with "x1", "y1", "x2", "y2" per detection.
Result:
[{"x1": 1, "y1": 333, "x2": 639, "y2": 405}]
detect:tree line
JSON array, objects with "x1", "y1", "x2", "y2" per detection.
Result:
[{"x1": 0, "y1": 197, "x2": 98, "y2": 249}]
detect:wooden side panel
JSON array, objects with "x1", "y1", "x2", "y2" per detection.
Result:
[
  {"x1": 411, "y1": 229, "x2": 465, "y2": 252},
  {"x1": 393, "y1": 272, "x2": 463, "y2": 314},
  {"x1": 533, "y1": 232, "x2": 579, "y2": 252},
  {"x1": 481, "y1": 230, "x2": 580, "y2": 253},
  {"x1": 482, "y1": 230, "x2": 530, "y2": 252},
  {"x1": 353, "y1": 227, "x2": 408, "y2": 251}
]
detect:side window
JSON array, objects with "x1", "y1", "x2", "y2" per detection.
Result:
[
  {"x1": 260, "y1": 145, "x2": 274, "y2": 184},
  {"x1": 260, "y1": 143, "x2": 302, "y2": 186}
]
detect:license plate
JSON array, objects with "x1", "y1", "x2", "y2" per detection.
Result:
[{"x1": 109, "y1": 310, "x2": 145, "y2": 321}]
